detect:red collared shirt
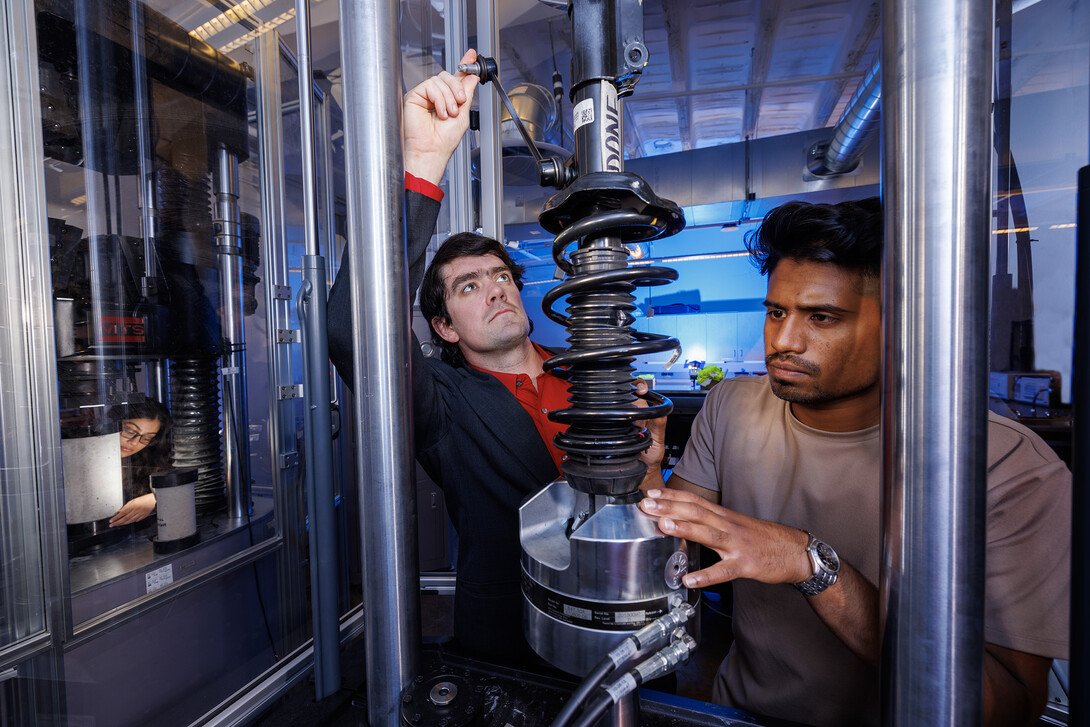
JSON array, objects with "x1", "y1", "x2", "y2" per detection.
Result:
[{"x1": 472, "y1": 343, "x2": 570, "y2": 474}]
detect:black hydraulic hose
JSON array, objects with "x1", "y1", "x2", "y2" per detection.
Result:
[
  {"x1": 568, "y1": 690, "x2": 613, "y2": 727},
  {"x1": 566, "y1": 632, "x2": 698, "y2": 727},
  {"x1": 549, "y1": 657, "x2": 616, "y2": 727},
  {"x1": 550, "y1": 604, "x2": 695, "y2": 727}
]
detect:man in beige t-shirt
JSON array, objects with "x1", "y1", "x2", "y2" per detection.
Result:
[{"x1": 637, "y1": 198, "x2": 1070, "y2": 726}]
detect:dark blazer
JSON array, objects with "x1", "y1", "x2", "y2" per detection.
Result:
[{"x1": 327, "y1": 190, "x2": 558, "y2": 665}]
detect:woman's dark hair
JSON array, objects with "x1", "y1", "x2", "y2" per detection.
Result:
[
  {"x1": 419, "y1": 232, "x2": 527, "y2": 367},
  {"x1": 745, "y1": 196, "x2": 882, "y2": 288},
  {"x1": 107, "y1": 399, "x2": 173, "y2": 499}
]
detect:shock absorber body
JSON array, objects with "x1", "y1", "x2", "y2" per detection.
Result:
[
  {"x1": 539, "y1": 0, "x2": 684, "y2": 496},
  {"x1": 517, "y1": 0, "x2": 694, "y2": 698}
]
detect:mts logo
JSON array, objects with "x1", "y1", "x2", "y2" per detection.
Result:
[{"x1": 101, "y1": 315, "x2": 146, "y2": 343}]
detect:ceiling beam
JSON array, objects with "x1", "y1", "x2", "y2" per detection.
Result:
[
  {"x1": 743, "y1": 0, "x2": 779, "y2": 139},
  {"x1": 813, "y1": 1, "x2": 879, "y2": 128},
  {"x1": 622, "y1": 69, "x2": 868, "y2": 104},
  {"x1": 501, "y1": 43, "x2": 538, "y2": 86},
  {"x1": 660, "y1": 0, "x2": 693, "y2": 150},
  {"x1": 623, "y1": 101, "x2": 645, "y2": 158}
]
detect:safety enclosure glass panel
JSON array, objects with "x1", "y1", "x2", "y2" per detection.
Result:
[{"x1": 37, "y1": 0, "x2": 281, "y2": 624}]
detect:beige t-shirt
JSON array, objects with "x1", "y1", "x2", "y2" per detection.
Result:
[{"x1": 673, "y1": 377, "x2": 1070, "y2": 727}]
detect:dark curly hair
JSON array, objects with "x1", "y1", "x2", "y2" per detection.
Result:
[
  {"x1": 745, "y1": 197, "x2": 882, "y2": 290},
  {"x1": 419, "y1": 232, "x2": 527, "y2": 368},
  {"x1": 107, "y1": 399, "x2": 173, "y2": 500}
]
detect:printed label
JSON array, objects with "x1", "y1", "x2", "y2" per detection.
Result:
[
  {"x1": 522, "y1": 572, "x2": 669, "y2": 631},
  {"x1": 145, "y1": 564, "x2": 174, "y2": 594},
  {"x1": 573, "y1": 98, "x2": 595, "y2": 130}
]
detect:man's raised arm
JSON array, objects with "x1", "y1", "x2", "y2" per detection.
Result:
[{"x1": 327, "y1": 51, "x2": 478, "y2": 386}]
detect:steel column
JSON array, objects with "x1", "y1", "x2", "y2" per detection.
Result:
[
  {"x1": 338, "y1": 1, "x2": 420, "y2": 724},
  {"x1": 1071, "y1": 164, "x2": 1089, "y2": 727},
  {"x1": 880, "y1": 0, "x2": 993, "y2": 723},
  {"x1": 293, "y1": 0, "x2": 341, "y2": 699},
  {"x1": 213, "y1": 147, "x2": 253, "y2": 522},
  {"x1": 0, "y1": 0, "x2": 69, "y2": 712}
]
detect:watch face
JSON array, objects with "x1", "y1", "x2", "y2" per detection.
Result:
[{"x1": 815, "y1": 541, "x2": 840, "y2": 571}]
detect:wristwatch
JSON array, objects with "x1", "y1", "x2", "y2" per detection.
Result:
[{"x1": 793, "y1": 532, "x2": 840, "y2": 596}]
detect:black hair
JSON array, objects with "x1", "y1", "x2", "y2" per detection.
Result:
[
  {"x1": 419, "y1": 232, "x2": 527, "y2": 367},
  {"x1": 107, "y1": 398, "x2": 174, "y2": 500},
  {"x1": 745, "y1": 196, "x2": 882, "y2": 287}
]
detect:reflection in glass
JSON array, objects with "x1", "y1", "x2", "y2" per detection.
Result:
[{"x1": 38, "y1": 0, "x2": 272, "y2": 619}]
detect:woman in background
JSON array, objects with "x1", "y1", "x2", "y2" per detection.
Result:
[{"x1": 107, "y1": 399, "x2": 173, "y2": 528}]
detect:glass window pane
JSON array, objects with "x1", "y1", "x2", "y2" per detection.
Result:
[{"x1": 38, "y1": 0, "x2": 278, "y2": 625}]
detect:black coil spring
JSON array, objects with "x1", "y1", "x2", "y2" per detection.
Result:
[
  {"x1": 542, "y1": 209, "x2": 680, "y2": 494},
  {"x1": 157, "y1": 164, "x2": 212, "y2": 227},
  {"x1": 156, "y1": 162, "x2": 215, "y2": 267},
  {"x1": 170, "y1": 355, "x2": 226, "y2": 511}
]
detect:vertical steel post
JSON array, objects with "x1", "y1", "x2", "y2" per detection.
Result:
[
  {"x1": 1, "y1": 0, "x2": 71, "y2": 704},
  {"x1": 880, "y1": 0, "x2": 993, "y2": 723},
  {"x1": 338, "y1": 1, "x2": 420, "y2": 724},
  {"x1": 474, "y1": 0, "x2": 503, "y2": 239},
  {"x1": 444, "y1": 0, "x2": 472, "y2": 237},
  {"x1": 127, "y1": 3, "x2": 167, "y2": 403},
  {"x1": 213, "y1": 147, "x2": 252, "y2": 522},
  {"x1": 293, "y1": 0, "x2": 341, "y2": 699},
  {"x1": 1071, "y1": 164, "x2": 1089, "y2": 727}
]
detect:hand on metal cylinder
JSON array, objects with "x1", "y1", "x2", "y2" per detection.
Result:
[
  {"x1": 638, "y1": 488, "x2": 811, "y2": 588},
  {"x1": 109, "y1": 492, "x2": 157, "y2": 528},
  {"x1": 403, "y1": 48, "x2": 480, "y2": 186}
]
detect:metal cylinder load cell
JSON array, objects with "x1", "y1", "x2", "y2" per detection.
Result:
[{"x1": 521, "y1": 482, "x2": 690, "y2": 677}]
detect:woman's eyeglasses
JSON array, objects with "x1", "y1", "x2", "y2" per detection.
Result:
[{"x1": 120, "y1": 426, "x2": 157, "y2": 445}]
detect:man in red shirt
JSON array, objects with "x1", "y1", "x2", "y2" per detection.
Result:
[
  {"x1": 330, "y1": 51, "x2": 660, "y2": 667},
  {"x1": 416, "y1": 231, "x2": 571, "y2": 474}
]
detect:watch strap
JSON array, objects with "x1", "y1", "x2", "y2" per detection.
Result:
[{"x1": 793, "y1": 532, "x2": 839, "y2": 596}]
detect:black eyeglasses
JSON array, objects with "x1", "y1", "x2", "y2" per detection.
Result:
[{"x1": 120, "y1": 425, "x2": 157, "y2": 445}]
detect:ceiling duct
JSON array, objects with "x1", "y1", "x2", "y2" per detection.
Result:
[
  {"x1": 807, "y1": 58, "x2": 882, "y2": 177},
  {"x1": 473, "y1": 82, "x2": 572, "y2": 187},
  {"x1": 503, "y1": 126, "x2": 881, "y2": 237}
]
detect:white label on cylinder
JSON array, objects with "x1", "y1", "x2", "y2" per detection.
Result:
[
  {"x1": 564, "y1": 603, "x2": 592, "y2": 621},
  {"x1": 155, "y1": 483, "x2": 197, "y2": 541},
  {"x1": 573, "y1": 98, "x2": 594, "y2": 130},
  {"x1": 615, "y1": 609, "x2": 646, "y2": 624},
  {"x1": 145, "y1": 564, "x2": 173, "y2": 593},
  {"x1": 63, "y1": 434, "x2": 124, "y2": 524}
]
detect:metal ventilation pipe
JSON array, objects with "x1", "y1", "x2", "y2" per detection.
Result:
[
  {"x1": 808, "y1": 58, "x2": 882, "y2": 177},
  {"x1": 880, "y1": 0, "x2": 993, "y2": 723}
]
